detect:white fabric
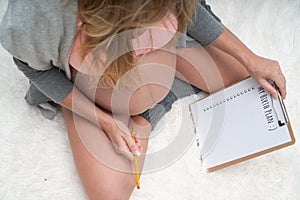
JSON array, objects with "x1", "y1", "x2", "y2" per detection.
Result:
[{"x1": 0, "y1": 0, "x2": 299, "y2": 199}]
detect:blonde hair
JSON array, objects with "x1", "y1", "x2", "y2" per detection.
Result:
[{"x1": 76, "y1": 0, "x2": 199, "y2": 88}]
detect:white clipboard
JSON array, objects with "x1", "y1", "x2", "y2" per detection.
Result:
[{"x1": 189, "y1": 77, "x2": 295, "y2": 172}]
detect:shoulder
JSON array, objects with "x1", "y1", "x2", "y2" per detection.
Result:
[
  {"x1": 0, "y1": 0, "x2": 78, "y2": 70},
  {"x1": 1, "y1": 0, "x2": 77, "y2": 32}
]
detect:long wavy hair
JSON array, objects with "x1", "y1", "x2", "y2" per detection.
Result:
[{"x1": 72, "y1": 0, "x2": 199, "y2": 88}]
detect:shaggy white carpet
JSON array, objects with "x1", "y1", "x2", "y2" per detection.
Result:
[{"x1": 0, "y1": 0, "x2": 299, "y2": 199}]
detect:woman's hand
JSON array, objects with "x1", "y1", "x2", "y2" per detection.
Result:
[
  {"x1": 102, "y1": 117, "x2": 142, "y2": 160},
  {"x1": 60, "y1": 86, "x2": 142, "y2": 160},
  {"x1": 211, "y1": 27, "x2": 287, "y2": 99},
  {"x1": 245, "y1": 54, "x2": 287, "y2": 99}
]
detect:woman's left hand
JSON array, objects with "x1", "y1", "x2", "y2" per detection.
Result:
[
  {"x1": 245, "y1": 54, "x2": 287, "y2": 99},
  {"x1": 211, "y1": 27, "x2": 287, "y2": 99}
]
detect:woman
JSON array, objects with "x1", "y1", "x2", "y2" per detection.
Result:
[{"x1": 0, "y1": 0, "x2": 286, "y2": 199}]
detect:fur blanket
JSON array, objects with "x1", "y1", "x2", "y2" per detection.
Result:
[{"x1": 0, "y1": 0, "x2": 299, "y2": 199}]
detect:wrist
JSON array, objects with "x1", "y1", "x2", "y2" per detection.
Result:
[
  {"x1": 238, "y1": 50, "x2": 257, "y2": 71},
  {"x1": 96, "y1": 110, "x2": 113, "y2": 131}
]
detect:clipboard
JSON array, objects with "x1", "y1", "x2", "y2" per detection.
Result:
[{"x1": 189, "y1": 76, "x2": 295, "y2": 172}]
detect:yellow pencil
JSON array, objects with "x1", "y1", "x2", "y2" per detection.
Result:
[{"x1": 131, "y1": 130, "x2": 140, "y2": 189}]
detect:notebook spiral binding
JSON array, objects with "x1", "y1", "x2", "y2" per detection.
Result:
[{"x1": 202, "y1": 85, "x2": 256, "y2": 112}]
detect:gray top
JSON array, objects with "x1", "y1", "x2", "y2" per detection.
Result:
[
  {"x1": 0, "y1": 0, "x2": 224, "y2": 119},
  {"x1": 1, "y1": 0, "x2": 78, "y2": 76}
]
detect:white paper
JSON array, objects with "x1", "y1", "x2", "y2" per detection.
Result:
[{"x1": 190, "y1": 77, "x2": 293, "y2": 170}]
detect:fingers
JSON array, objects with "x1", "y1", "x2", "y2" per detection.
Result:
[
  {"x1": 257, "y1": 73, "x2": 286, "y2": 100},
  {"x1": 267, "y1": 63, "x2": 287, "y2": 99},
  {"x1": 271, "y1": 67, "x2": 287, "y2": 99},
  {"x1": 114, "y1": 132, "x2": 141, "y2": 160},
  {"x1": 257, "y1": 78, "x2": 278, "y2": 98},
  {"x1": 134, "y1": 133, "x2": 143, "y2": 152},
  {"x1": 274, "y1": 78, "x2": 287, "y2": 100},
  {"x1": 250, "y1": 57, "x2": 287, "y2": 99},
  {"x1": 114, "y1": 137, "x2": 134, "y2": 160},
  {"x1": 122, "y1": 134, "x2": 141, "y2": 156}
]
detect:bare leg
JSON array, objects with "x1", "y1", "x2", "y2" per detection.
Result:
[
  {"x1": 176, "y1": 45, "x2": 249, "y2": 93},
  {"x1": 204, "y1": 45, "x2": 249, "y2": 87},
  {"x1": 62, "y1": 107, "x2": 151, "y2": 200}
]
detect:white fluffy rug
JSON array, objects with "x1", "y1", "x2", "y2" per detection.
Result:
[{"x1": 0, "y1": 0, "x2": 299, "y2": 199}]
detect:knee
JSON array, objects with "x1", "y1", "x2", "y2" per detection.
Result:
[
  {"x1": 87, "y1": 175, "x2": 136, "y2": 200},
  {"x1": 129, "y1": 115, "x2": 152, "y2": 137}
]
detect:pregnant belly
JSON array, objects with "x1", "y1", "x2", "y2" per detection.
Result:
[
  {"x1": 71, "y1": 58, "x2": 176, "y2": 115},
  {"x1": 92, "y1": 80, "x2": 174, "y2": 115}
]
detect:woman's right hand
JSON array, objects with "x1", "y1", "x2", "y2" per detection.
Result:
[
  {"x1": 103, "y1": 117, "x2": 142, "y2": 160},
  {"x1": 60, "y1": 85, "x2": 142, "y2": 159}
]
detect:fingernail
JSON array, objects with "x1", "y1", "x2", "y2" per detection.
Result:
[
  {"x1": 129, "y1": 155, "x2": 134, "y2": 160},
  {"x1": 134, "y1": 150, "x2": 141, "y2": 157}
]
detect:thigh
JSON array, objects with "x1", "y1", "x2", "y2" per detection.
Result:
[
  {"x1": 204, "y1": 45, "x2": 249, "y2": 87},
  {"x1": 176, "y1": 45, "x2": 249, "y2": 93},
  {"x1": 62, "y1": 107, "x2": 150, "y2": 200}
]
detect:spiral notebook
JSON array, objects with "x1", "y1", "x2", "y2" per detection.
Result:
[{"x1": 189, "y1": 77, "x2": 295, "y2": 172}]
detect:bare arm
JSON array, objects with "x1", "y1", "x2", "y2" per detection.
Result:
[
  {"x1": 210, "y1": 26, "x2": 287, "y2": 99},
  {"x1": 187, "y1": 2, "x2": 286, "y2": 99},
  {"x1": 12, "y1": 58, "x2": 140, "y2": 159},
  {"x1": 59, "y1": 87, "x2": 142, "y2": 159}
]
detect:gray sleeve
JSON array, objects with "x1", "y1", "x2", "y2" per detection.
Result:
[
  {"x1": 0, "y1": 0, "x2": 78, "y2": 74},
  {"x1": 200, "y1": 0, "x2": 221, "y2": 22},
  {"x1": 187, "y1": 2, "x2": 224, "y2": 46},
  {"x1": 13, "y1": 57, "x2": 73, "y2": 103}
]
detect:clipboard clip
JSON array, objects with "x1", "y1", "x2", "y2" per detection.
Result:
[
  {"x1": 276, "y1": 90, "x2": 289, "y2": 125},
  {"x1": 270, "y1": 83, "x2": 289, "y2": 127}
]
